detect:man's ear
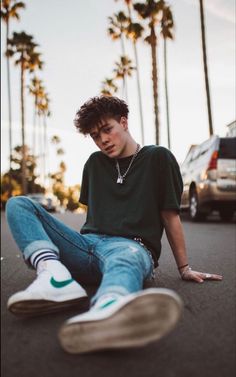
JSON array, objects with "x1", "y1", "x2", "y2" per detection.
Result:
[{"x1": 120, "y1": 117, "x2": 128, "y2": 130}]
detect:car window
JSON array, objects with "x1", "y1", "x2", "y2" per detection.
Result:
[
  {"x1": 219, "y1": 138, "x2": 236, "y2": 159},
  {"x1": 191, "y1": 147, "x2": 200, "y2": 161}
]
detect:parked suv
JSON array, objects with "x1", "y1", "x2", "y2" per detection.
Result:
[{"x1": 180, "y1": 136, "x2": 236, "y2": 221}]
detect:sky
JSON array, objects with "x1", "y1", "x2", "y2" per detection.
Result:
[{"x1": 1, "y1": 0, "x2": 235, "y2": 186}]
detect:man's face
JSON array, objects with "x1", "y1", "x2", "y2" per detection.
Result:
[{"x1": 89, "y1": 117, "x2": 129, "y2": 158}]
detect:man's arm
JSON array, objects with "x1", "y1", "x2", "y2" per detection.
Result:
[{"x1": 160, "y1": 210, "x2": 222, "y2": 283}]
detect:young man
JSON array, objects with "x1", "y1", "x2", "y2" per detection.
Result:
[{"x1": 6, "y1": 96, "x2": 222, "y2": 354}]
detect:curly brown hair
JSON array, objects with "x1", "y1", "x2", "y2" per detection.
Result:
[{"x1": 74, "y1": 96, "x2": 129, "y2": 135}]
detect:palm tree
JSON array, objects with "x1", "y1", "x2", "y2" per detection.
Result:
[
  {"x1": 113, "y1": 55, "x2": 136, "y2": 101},
  {"x1": 101, "y1": 77, "x2": 118, "y2": 96},
  {"x1": 6, "y1": 31, "x2": 42, "y2": 194},
  {"x1": 28, "y1": 77, "x2": 45, "y2": 155},
  {"x1": 1, "y1": 0, "x2": 25, "y2": 194},
  {"x1": 134, "y1": 0, "x2": 164, "y2": 145},
  {"x1": 199, "y1": 0, "x2": 213, "y2": 136},
  {"x1": 28, "y1": 50, "x2": 43, "y2": 73},
  {"x1": 27, "y1": 52, "x2": 44, "y2": 150},
  {"x1": 108, "y1": 12, "x2": 130, "y2": 101},
  {"x1": 160, "y1": 3, "x2": 174, "y2": 149},
  {"x1": 108, "y1": 11, "x2": 129, "y2": 55},
  {"x1": 27, "y1": 51, "x2": 44, "y2": 150},
  {"x1": 37, "y1": 92, "x2": 50, "y2": 187},
  {"x1": 51, "y1": 135, "x2": 61, "y2": 145},
  {"x1": 50, "y1": 136, "x2": 65, "y2": 199},
  {"x1": 116, "y1": 0, "x2": 145, "y2": 145},
  {"x1": 126, "y1": 20, "x2": 145, "y2": 144}
]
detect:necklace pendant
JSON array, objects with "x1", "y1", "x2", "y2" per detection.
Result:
[{"x1": 117, "y1": 177, "x2": 123, "y2": 184}]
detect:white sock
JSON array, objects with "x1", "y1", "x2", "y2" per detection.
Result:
[
  {"x1": 30, "y1": 249, "x2": 58, "y2": 269},
  {"x1": 30, "y1": 250, "x2": 72, "y2": 281}
]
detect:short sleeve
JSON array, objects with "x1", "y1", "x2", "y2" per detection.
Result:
[
  {"x1": 157, "y1": 148, "x2": 183, "y2": 212},
  {"x1": 79, "y1": 161, "x2": 89, "y2": 205}
]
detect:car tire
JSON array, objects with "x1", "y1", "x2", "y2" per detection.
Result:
[
  {"x1": 189, "y1": 189, "x2": 206, "y2": 222},
  {"x1": 219, "y1": 208, "x2": 234, "y2": 222}
]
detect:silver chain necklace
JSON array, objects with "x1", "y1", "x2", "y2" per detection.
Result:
[{"x1": 115, "y1": 144, "x2": 141, "y2": 184}]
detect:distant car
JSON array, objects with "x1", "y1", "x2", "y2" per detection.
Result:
[
  {"x1": 180, "y1": 135, "x2": 236, "y2": 221},
  {"x1": 26, "y1": 194, "x2": 60, "y2": 213}
]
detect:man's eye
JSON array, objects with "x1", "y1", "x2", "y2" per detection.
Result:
[{"x1": 104, "y1": 127, "x2": 112, "y2": 133}]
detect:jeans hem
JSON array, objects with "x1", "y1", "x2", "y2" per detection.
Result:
[{"x1": 24, "y1": 240, "x2": 60, "y2": 267}]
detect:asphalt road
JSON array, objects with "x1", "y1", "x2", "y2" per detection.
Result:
[{"x1": 1, "y1": 211, "x2": 236, "y2": 377}]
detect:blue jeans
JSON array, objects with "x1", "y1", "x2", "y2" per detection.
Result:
[{"x1": 6, "y1": 196, "x2": 154, "y2": 304}]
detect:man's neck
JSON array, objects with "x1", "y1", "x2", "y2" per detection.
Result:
[{"x1": 120, "y1": 139, "x2": 139, "y2": 158}]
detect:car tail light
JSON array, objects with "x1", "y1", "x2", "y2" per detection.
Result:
[{"x1": 207, "y1": 150, "x2": 218, "y2": 171}]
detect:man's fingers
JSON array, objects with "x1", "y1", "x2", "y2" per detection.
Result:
[
  {"x1": 184, "y1": 271, "x2": 204, "y2": 283},
  {"x1": 208, "y1": 274, "x2": 222, "y2": 280},
  {"x1": 183, "y1": 270, "x2": 223, "y2": 283},
  {"x1": 200, "y1": 273, "x2": 223, "y2": 281},
  {"x1": 194, "y1": 276, "x2": 204, "y2": 283}
]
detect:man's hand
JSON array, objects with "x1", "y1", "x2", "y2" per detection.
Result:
[
  {"x1": 181, "y1": 267, "x2": 223, "y2": 283},
  {"x1": 160, "y1": 211, "x2": 223, "y2": 284}
]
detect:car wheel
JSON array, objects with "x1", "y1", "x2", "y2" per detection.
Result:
[
  {"x1": 189, "y1": 190, "x2": 206, "y2": 221},
  {"x1": 219, "y1": 208, "x2": 234, "y2": 222}
]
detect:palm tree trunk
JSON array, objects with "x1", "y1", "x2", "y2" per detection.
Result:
[
  {"x1": 120, "y1": 34, "x2": 128, "y2": 103},
  {"x1": 32, "y1": 95, "x2": 37, "y2": 156},
  {"x1": 150, "y1": 25, "x2": 159, "y2": 145},
  {"x1": 40, "y1": 116, "x2": 45, "y2": 186},
  {"x1": 43, "y1": 115, "x2": 47, "y2": 187},
  {"x1": 20, "y1": 59, "x2": 27, "y2": 195},
  {"x1": 6, "y1": 20, "x2": 13, "y2": 196},
  {"x1": 38, "y1": 115, "x2": 43, "y2": 185},
  {"x1": 133, "y1": 42, "x2": 145, "y2": 145},
  {"x1": 122, "y1": 74, "x2": 126, "y2": 100},
  {"x1": 125, "y1": 2, "x2": 145, "y2": 145},
  {"x1": 163, "y1": 37, "x2": 171, "y2": 149},
  {"x1": 199, "y1": 0, "x2": 214, "y2": 136}
]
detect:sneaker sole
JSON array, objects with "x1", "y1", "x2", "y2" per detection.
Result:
[
  {"x1": 58, "y1": 290, "x2": 182, "y2": 354},
  {"x1": 8, "y1": 296, "x2": 89, "y2": 317}
]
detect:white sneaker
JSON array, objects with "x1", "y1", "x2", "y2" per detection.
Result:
[
  {"x1": 58, "y1": 288, "x2": 183, "y2": 354},
  {"x1": 7, "y1": 269, "x2": 88, "y2": 317}
]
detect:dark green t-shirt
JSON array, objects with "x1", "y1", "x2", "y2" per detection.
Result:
[{"x1": 79, "y1": 145, "x2": 183, "y2": 266}]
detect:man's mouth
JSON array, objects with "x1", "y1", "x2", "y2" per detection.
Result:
[{"x1": 105, "y1": 145, "x2": 115, "y2": 153}]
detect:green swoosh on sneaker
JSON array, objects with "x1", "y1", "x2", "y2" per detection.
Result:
[
  {"x1": 98, "y1": 299, "x2": 117, "y2": 309},
  {"x1": 50, "y1": 277, "x2": 74, "y2": 288}
]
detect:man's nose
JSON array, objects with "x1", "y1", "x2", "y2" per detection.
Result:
[{"x1": 100, "y1": 133, "x2": 109, "y2": 144}]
